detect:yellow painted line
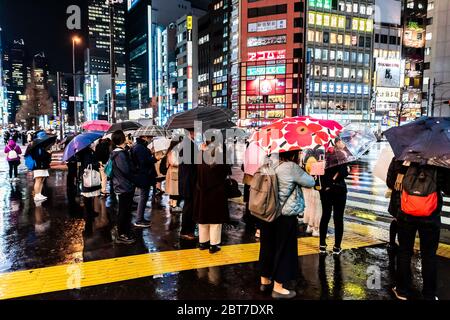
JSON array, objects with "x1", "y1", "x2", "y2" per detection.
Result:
[
  {"x1": 0, "y1": 221, "x2": 447, "y2": 300},
  {"x1": 0, "y1": 227, "x2": 382, "y2": 300}
]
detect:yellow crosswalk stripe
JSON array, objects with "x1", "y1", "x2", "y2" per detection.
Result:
[{"x1": 0, "y1": 221, "x2": 448, "y2": 300}]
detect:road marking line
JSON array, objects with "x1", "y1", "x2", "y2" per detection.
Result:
[{"x1": 0, "y1": 227, "x2": 383, "y2": 300}]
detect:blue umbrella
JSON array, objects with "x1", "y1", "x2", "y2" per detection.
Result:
[
  {"x1": 384, "y1": 117, "x2": 450, "y2": 168},
  {"x1": 63, "y1": 131, "x2": 103, "y2": 161}
]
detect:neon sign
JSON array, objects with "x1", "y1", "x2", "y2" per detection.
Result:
[{"x1": 247, "y1": 50, "x2": 286, "y2": 62}]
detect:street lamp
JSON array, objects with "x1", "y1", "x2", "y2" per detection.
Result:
[{"x1": 72, "y1": 36, "x2": 81, "y2": 133}]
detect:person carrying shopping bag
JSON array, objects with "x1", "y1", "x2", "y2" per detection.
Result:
[{"x1": 4, "y1": 139, "x2": 22, "y2": 181}]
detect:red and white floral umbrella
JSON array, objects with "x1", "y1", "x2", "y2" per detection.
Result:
[{"x1": 249, "y1": 116, "x2": 343, "y2": 155}]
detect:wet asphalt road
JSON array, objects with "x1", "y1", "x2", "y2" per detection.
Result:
[{"x1": 0, "y1": 143, "x2": 449, "y2": 300}]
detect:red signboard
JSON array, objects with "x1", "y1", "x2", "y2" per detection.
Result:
[
  {"x1": 246, "y1": 79, "x2": 286, "y2": 96},
  {"x1": 247, "y1": 50, "x2": 286, "y2": 62}
]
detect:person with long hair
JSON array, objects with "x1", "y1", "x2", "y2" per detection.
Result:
[
  {"x1": 259, "y1": 150, "x2": 315, "y2": 299},
  {"x1": 319, "y1": 138, "x2": 350, "y2": 255}
]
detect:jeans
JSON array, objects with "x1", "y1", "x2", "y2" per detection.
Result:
[
  {"x1": 118, "y1": 192, "x2": 134, "y2": 237},
  {"x1": 320, "y1": 191, "x2": 347, "y2": 248},
  {"x1": 8, "y1": 160, "x2": 19, "y2": 178},
  {"x1": 136, "y1": 186, "x2": 150, "y2": 222},
  {"x1": 396, "y1": 216, "x2": 441, "y2": 298}
]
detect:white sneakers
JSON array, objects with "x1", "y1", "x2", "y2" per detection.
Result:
[{"x1": 34, "y1": 194, "x2": 48, "y2": 202}]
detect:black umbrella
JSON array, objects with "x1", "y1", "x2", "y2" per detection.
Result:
[
  {"x1": 106, "y1": 121, "x2": 142, "y2": 134},
  {"x1": 25, "y1": 135, "x2": 57, "y2": 156},
  {"x1": 384, "y1": 117, "x2": 450, "y2": 168},
  {"x1": 165, "y1": 107, "x2": 235, "y2": 131}
]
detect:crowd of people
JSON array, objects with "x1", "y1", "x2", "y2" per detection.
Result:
[{"x1": 2, "y1": 125, "x2": 450, "y2": 301}]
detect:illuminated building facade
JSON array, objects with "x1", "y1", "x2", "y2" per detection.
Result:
[
  {"x1": 307, "y1": 0, "x2": 375, "y2": 122},
  {"x1": 239, "y1": 0, "x2": 306, "y2": 127},
  {"x1": 373, "y1": 0, "x2": 404, "y2": 126},
  {"x1": 126, "y1": 0, "x2": 206, "y2": 124},
  {"x1": 401, "y1": 0, "x2": 427, "y2": 117}
]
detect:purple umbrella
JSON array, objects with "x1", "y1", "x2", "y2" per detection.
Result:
[{"x1": 63, "y1": 131, "x2": 103, "y2": 161}]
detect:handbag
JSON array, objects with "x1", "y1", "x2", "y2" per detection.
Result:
[
  {"x1": 225, "y1": 177, "x2": 242, "y2": 199},
  {"x1": 83, "y1": 164, "x2": 101, "y2": 188}
]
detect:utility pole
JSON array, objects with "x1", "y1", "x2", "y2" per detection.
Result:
[
  {"x1": 431, "y1": 78, "x2": 436, "y2": 117},
  {"x1": 109, "y1": 0, "x2": 117, "y2": 124},
  {"x1": 57, "y1": 72, "x2": 64, "y2": 139}
]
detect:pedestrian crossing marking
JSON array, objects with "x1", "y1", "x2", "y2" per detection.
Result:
[
  {"x1": 0, "y1": 222, "x2": 385, "y2": 300},
  {"x1": 0, "y1": 221, "x2": 448, "y2": 300}
]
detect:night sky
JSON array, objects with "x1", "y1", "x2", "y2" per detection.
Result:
[
  {"x1": 0, "y1": 0, "x2": 210, "y2": 74},
  {"x1": 0, "y1": 0, "x2": 88, "y2": 73}
]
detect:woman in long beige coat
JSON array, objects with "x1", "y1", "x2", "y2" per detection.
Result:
[{"x1": 165, "y1": 140, "x2": 182, "y2": 212}]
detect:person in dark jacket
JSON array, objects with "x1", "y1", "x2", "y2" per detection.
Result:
[
  {"x1": 319, "y1": 138, "x2": 350, "y2": 256},
  {"x1": 111, "y1": 130, "x2": 136, "y2": 244},
  {"x1": 131, "y1": 136, "x2": 157, "y2": 228},
  {"x1": 194, "y1": 140, "x2": 231, "y2": 254},
  {"x1": 77, "y1": 145, "x2": 101, "y2": 236},
  {"x1": 4, "y1": 139, "x2": 22, "y2": 181},
  {"x1": 95, "y1": 138, "x2": 112, "y2": 196},
  {"x1": 393, "y1": 164, "x2": 450, "y2": 301},
  {"x1": 178, "y1": 131, "x2": 201, "y2": 241},
  {"x1": 386, "y1": 158, "x2": 408, "y2": 249},
  {"x1": 31, "y1": 145, "x2": 52, "y2": 202}
]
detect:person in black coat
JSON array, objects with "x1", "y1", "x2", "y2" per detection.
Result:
[
  {"x1": 131, "y1": 136, "x2": 157, "y2": 228},
  {"x1": 77, "y1": 146, "x2": 101, "y2": 236},
  {"x1": 178, "y1": 132, "x2": 201, "y2": 240},
  {"x1": 31, "y1": 145, "x2": 52, "y2": 202},
  {"x1": 386, "y1": 158, "x2": 408, "y2": 249},
  {"x1": 110, "y1": 130, "x2": 137, "y2": 244},
  {"x1": 319, "y1": 139, "x2": 349, "y2": 255}
]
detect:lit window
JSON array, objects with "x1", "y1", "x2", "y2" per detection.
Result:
[
  {"x1": 329, "y1": 67, "x2": 336, "y2": 77},
  {"x1": 323, "y1": 14, "x2": 330, "y2": 27},
  {"x1": 344, "y1": 68, "x2": 350, "y2": 79},
  {"x1": 331, "y1": 15, "x2": 337, "y2": 28},
  {"x1": 366, "y1": 20, "x2": 373, "y2": 32},
  {"x1": 353, "y1": 3, "x2": 358, "y2": 13},
  {"x1": 322, "y1": 49, "x2": 328, "y2": 60},
  {"x1": 366, "y1": 5, "x2": 373, "y2": 15},
  {"x1": 330, "y1": 33, "x2": 337, "y2": 44},
  {"x1": 345, "y1": 35, "x2": 351, "y2": 46},
  {"x1": 330, "y1": 50, "x2": 335, "y2": 60},
  {"x1": 322, "y1": 66, "x2": 328, "y2": 77},
  {"x1": 316, "y1": 13, "x2": 323, "y2": 26},
  {"x1": 346, "y1": 3, "x2": 352, "y2": 12},
  {"x1": 338, "y1": 16, "x2": 345, "y2": 29},
  {"x1": 308, "y1": 30, "x2": 315, "y2": 42},
  {"x1": 426, "y1": 32, "x2": 432, "y2": 40},
  {"x1": 316, "y1": 31, "x2": 322, "y2": 42},
  {"x1": 315, "y1": 48, "x2": 322, "y2": 60},
  {"x1": 309, "y1": 12, "x2": 315, "y2": 25},
  {"x1": 337, "y1": 34, "x2": 343, "y2": 44},
  {"x1": 352, "y1": 18, "x2": 359, "y2": 31},
  {"x1": 360, "y1": 4, "x2": 366, "y2": 15}
]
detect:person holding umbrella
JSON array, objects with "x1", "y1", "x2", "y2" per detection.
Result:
[
  {"x1": 110, "y1": 130, "x2": 137, "y2": 244},
  {"x1": 130, "y1": 131, "x2": 157, "y2": 228},
  {"x1": 27, "y1": 132, "x2": 56, "y2": 202}
]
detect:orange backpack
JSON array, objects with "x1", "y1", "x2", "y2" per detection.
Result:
[{"x1": 401, "y1": 166, "x2": 438, "y2": 217}]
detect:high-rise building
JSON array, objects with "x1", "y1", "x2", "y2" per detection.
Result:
[
  {"x1": 424, "y1": 0, "x2": 450, "y2": 117},
  {"x1": 306, "y1": 0, "x2": 375, "y2": 122},
  {"x1": 198, "y1": 0, "x2": 233, "y2": 110},
  {"x1": 239, "y1": 0, "x2": 307, "y2": 127},
  {"x1": 373, "y1": 0, "x2": 403, "y2": 126},
  {"x1": 84, "y1": 0, "x2": 127, "y2": 121},
  {"x1": 401, "y1": 0, "x2": 427, "y2": 118},
  {"x1": 161, "y1": 24, "x2": 179, "y2": 122},
  {"x1": 3, "y1": 39, "x2": 29, "y2": 124},
  {"x1": 126, "y1": 0, "x2": 206, "y2": 123},
  {"x1": 175, "y1": 14, "x2": 200, "y2": 116}
]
